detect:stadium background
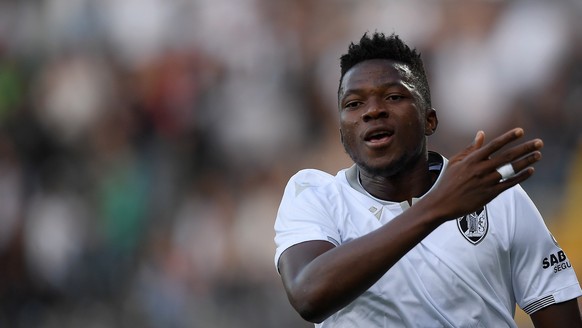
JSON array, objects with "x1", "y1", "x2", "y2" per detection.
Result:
[{"x1": 0, "y1": 0, "x2": 580, "y2": 327}]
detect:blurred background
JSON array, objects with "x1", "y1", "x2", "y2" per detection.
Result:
[{"x1": 0, "y1": 0, "x2": 581, "y2": 327}]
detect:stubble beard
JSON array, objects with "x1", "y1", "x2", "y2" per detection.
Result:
[
  {"x1": 342, "y1": 141, "x2": 407, "y2": 178},
  {"x1": 342, "y1": 137, "x2": 425, "y2": 179}
]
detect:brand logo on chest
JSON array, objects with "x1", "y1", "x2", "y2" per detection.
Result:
[{"x1": 457, "y1": 207, "x2": 489, "y2": 245}]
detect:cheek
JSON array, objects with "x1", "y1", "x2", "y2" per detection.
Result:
[
  {"x1": 403, "y1": 112, "x2": 425, "y2": 132},
  {"x1": 339, "y1": 124, "x2": 359, "y2": 149},
  {"x1": 340, "y1": 127, "x2": 354, "y2": 146}
]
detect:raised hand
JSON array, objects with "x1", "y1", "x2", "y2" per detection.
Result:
[{"x1": 424, "y1": 128, "x2": 543, "y2": 222}]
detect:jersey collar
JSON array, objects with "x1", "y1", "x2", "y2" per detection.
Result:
[{"x1": 344, "y1": 151, "x2": 447, "y2": 209}]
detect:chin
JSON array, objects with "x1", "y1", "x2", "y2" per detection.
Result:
[
  {"x1": 345, "y1": 145, "x2": 405, "y2": 177},
  {"x1": 356, "y1": 159, "x2": 400, "y2": 177},
  {"x1": 357, "y1": 149, "x2": 420, "y2": 178}
]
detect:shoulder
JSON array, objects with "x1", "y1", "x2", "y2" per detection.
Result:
[
  {"x1": 278, "y1": 168, "x2": 351, "y2": 212},
  {"x1": 492, "y1": 183, "x2": 533, "y2": 207},
  {"x1": 285, "y1": 168, "x2": 341, "y2": 195},
  {"x1": 290, "y1": 168, "x2": 336, "y2": 184},
  {"x1": 486, "y1": 184, "x2": 537, "y2": 222}
]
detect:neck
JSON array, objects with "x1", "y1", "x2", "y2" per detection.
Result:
[{"x1": 358, "y1": 158, "x2": 437, "y2": 204}]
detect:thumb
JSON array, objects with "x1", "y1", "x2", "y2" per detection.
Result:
[
  {"x1": 449, "y1": 130, "x2": 486, "y2": 164},
  {"x1": 471, "y1": 130, "x2": 485, "y2": 150}
]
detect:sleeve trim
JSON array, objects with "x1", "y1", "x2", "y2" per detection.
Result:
[
  {"x1": 274, "y1": 236, "x2": 335, "y2": 271},
  {"x1": 522, "y1": 295, "x2": 555, "y2": 314}
]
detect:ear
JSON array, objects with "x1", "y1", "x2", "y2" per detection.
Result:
[{"x1": 425, "y1": 108, "x2": 438, "y2": 136}]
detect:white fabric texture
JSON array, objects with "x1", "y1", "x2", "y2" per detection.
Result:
[{"x1": 274, "y1": 153, "x2": 581, "y2": 327}]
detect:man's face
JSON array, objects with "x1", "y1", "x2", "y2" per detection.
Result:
[{"x1": 338, "y1": 59, "x2": 437, "y2": 177}]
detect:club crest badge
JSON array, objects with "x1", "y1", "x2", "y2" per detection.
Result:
[{"x1": 457, "y1": 207, "x2": 488, "y2": 245}]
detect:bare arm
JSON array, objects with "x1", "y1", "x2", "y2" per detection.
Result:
[
  {"x1": 278, "y1": 128, "x2": 544, "y2": 323},
  {"x1": 531, "y1": 299, "x2": 582, "y2": 328}
]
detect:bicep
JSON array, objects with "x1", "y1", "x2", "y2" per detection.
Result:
[{"x1": 530, "y1": 298, "x2": 582, "y2": 328}]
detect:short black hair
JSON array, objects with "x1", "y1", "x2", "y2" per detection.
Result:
[{"x1": 339, "y1": 32, "x2": 431, "y2": 108}]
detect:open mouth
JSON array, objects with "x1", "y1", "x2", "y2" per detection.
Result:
[
  {"x1": 364, "y1": 129, "x2": 393, "y2": 144},
  {"x1": 366, "y1": 131, "x2": 391, "y2": 142}
]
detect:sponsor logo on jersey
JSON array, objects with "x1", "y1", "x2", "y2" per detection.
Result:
[
  {"x1": 542, "y1": 250, "x2": 572, "y2": 273},
  {"x1": 457, "y1": 207, "x2": 488, "y2": 245}
]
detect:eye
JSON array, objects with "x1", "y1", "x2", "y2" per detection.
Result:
[
  {"x1": 343, "y1": 101, "x2": 363, "y2": 110},
  {"x1": 386, "y1": 94, "x2": 404, "y2": 102}
]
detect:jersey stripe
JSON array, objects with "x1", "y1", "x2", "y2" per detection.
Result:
[{"x1": 522, "y1": 295, "x2": 556, "y2": 314}]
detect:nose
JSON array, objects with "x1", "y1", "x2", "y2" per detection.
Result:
[{"x1": 362, "y1": 100, "x2": 388, "y2": 122}]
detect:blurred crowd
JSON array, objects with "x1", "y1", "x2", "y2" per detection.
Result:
[{"x1": 0, "y1": 0, "x2": 581, "y2": 327}]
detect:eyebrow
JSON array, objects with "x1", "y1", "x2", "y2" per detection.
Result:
[{"x1": 340, "y1": 81, "x2": 408, "y2": 100}]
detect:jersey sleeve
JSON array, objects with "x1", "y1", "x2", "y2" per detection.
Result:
[
  {"x1": 509, "y1": 186, "x2": 582, "y2": 314},
  {"x1": 273, "y1": 169, "x2": 341, "y2": 271}
]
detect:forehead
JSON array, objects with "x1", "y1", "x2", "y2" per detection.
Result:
[{"x1": 341, "y1": 59, "x2": 414, "y2": 91}]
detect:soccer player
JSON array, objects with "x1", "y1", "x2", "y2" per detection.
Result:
[{"x1": 274, "y1": 32, "x2": 582, "y2": 327}]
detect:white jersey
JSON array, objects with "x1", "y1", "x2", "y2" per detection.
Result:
[{"x1": 274, "y1": 152, "x2": 581, "y2": 328}]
